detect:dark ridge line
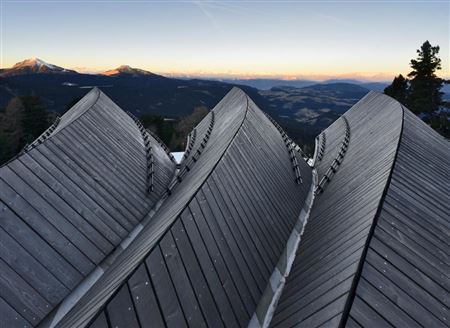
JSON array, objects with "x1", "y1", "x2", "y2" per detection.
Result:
[
  {"x1": 315, "y1": 116, "x2": 350, "y2": 196},
  {"x1": 182, "y1": 128, "x2": 197, "y2": 161},
  {"x1": 316, "y1": 132, "x2": 326, "y2": 162},
  {"x1": 59, "y1": 91, "x2": 250, "y2": 328},
  {"x1": 338, "y1": 104, "x2": 405, "y2": 328},
  {"x1": 288, "y1": 142, "x2": 303, "y2": 184},
  {"x1": 23, "y1": 116, "x2": 61, "y2": 153},
  {"x1": 368, "y1": 239, "x2": 449, "y2": 320},
  {"x1": 262, "y1": 111, "x2": 303, "y2": 184},
  {"x1": 166, "y1": 111, "x2": 215, "y2": 195},
  {"x1": 126, "y1": 111, "x2": 156, "y2": 194}
]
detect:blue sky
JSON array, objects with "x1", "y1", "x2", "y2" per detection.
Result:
[{"x1": 1, "y1": 0, "x2": 449, "y2": 80}]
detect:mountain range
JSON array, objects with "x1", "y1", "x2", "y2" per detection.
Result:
[
  {"x1": 214, "y1": 78, "x2": 390, "y2": 91},
  {"x1": 0, "y1": 58, "x2": 430, "y2": 145}
]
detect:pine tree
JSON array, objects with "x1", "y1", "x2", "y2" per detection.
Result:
[
  {"x1": 407, "y1": 40, "x2": 445, "y2": 114},
  {"x1": 384, "y1": 74, "x2": 409, "y2": 105}
]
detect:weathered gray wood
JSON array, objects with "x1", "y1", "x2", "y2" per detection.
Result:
[
  {"x1": 0, "y1": 257, "x2": 51, "y2": 324},
  {"x1": 145, "y1": 247, "x2": 188, "y2": 328},
  {"x1": 22, "y1": 150, "x2": 128, "y2": 240},
  {"x1": 159, "y1": 231, "x2": 207, "y2": 327},
  {"x1": 0, "y1": 199, "x2": 82, "y2": 289},
  {"x1": 272, "y1": 91, "x2": 404, "y2": 328},
  {"x1": 106, "y1": 284, "x2": 140, "y2": 328},
  {"x1": 127, "y1": 264, "x2": 166, "y2": 328},
  {"x1": 349, "y1": 108, "x2": 450, "y2": 327},
  {"x1": 0, "y1": 88, "x2": 176, "y2": 326},
  {"x1": 0, "y1": 178, "x2": 95, "y2": 276},
  {"x1": 170, "y1": 219, "x2": 225, "y2": 328},
  {"x1": 56, "y1": 88, "x2": 313, "y2": 328},
  {"x1": 89, "y1": 312, "x2": 109, "y2": 328},
  {"x1": 0, "y1": 296, "x2": 31, "y2": 328}
]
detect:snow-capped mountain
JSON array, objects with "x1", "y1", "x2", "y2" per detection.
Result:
[
  {"x1": 0, "y1": 58, "x2": 77, "y2": 76},
  {"x1": 102, "y1": 65, "x2": 158, "y2": 77}
]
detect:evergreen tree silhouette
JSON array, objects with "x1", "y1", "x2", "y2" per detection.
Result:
[
  {"x1": 384, "y1": 74, "x2": 409, "y2": 105},
  {"x1": 407, "y1": 40, "x2": 445, "y2": 114}
]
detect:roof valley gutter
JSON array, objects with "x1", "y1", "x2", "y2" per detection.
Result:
[
  {"x1": 310, "y1": 134, "x2": 320, "y2": 167},
  {"x1": 249, "y1": 168, "x2": 318, "y2": 328},
  {"x1": 55, "y1": 90, "x2": 250, "y2": 327},
  {"x1": 40, "y1": 92, "x2": 178, "y2": 328},
  {"x1": 337, "y1": 104, "x2": 405, "y2": 328},
  {"x1": 41, "y1": 194, "x2": 168, "y2": 328}
]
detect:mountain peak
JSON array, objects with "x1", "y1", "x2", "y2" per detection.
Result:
[
  {"x1": 102, "y1": 65, "x2": 157, "y2": 77},
  {"x1": 2, "y1": 58, "x2": 77, "y2": 76},
  {"x1": 12, "y1": 57, "x2": 55, "y2": 69}
]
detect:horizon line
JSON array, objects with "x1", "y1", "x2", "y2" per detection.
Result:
[{"x1": 3, "y1": 57, "x2": 450, "y2": 82}]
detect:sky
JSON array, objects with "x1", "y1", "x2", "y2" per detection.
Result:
[{"x1": 0, "y1": 0, "x2": 449, "y2": 81}]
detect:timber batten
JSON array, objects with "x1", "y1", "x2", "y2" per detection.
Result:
[{"x1": 0, "y1": 88, "x2": 447, "y2": 328}]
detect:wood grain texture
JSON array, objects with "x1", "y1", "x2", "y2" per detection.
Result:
[
  {"x1": 348, "y1": 108, "x2": 450, "y2": 327},
  {"x1": 271, "y1": 92, "x2": 404, "y2": 328},
  {"x1": 0, "y1": 88, "x2": 176, "y2": 325},
  {"x1": 56, "y1": 88, "x2": 312, "y2": 328}
]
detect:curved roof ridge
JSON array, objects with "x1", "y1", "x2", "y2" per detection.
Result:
[
  {"x1": 270, "y1": 91, "x2": 404, "y2": 328},
  {"x1": 0, "y1": 87, "x2": 177, "y2": 327},
  {"x1": 33, "y1": 87, "x2": 139, "y2": 152},
  {"x1": 338, "y1": 95, "x2": 405, "y2": 327},
  {"x1": 49, "y1": 87, "x2": 101, "y2": 136},
  {"x1": 345, "y1": 104, "x2": 450, "y2": 326},
  {"x1": 55, "y1": 87, "x2": 251, "y2": 327},
  {"x1": 1, "y1": 88, "x2": 126, "y2": 171}
]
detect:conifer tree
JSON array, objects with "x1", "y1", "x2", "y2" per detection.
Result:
[
  {"x1": 407, "y1": 40, "x2": 445, "y2": 114},
  {"x1": 384, "y1": 74, "x2": 409, "y2": 105}
]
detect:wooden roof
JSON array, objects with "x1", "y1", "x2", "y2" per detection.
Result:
[
  {"x1": 0, "y1": 88, "x2": 176, "y2": 327},
  {"x1": 55, "y1": 87, "x2": 313, "y2": 328},
  {"x1": 0, "y1": 88, "x2": 448, "y2": 328},
  {"x1": 270, "y1": 91, "x2": 450, "y2": 328}
]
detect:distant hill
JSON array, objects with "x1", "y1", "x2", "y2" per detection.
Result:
[
  {"x1": 0, "y1": 59, "x2": 377, "y2": 147},
  {"x1": 215, "y1": 78, "x2": 317, "y2": 90},
  {"x1": 0, "y1": 62, "x2": 266, "y2": 118},
  {"x1": 102, "y1": 65, "x2": 161, "y2": 77},
  {"x1": 260, "y1": 83, "x2": 370, "y2": 138},
  {"x1": 207, "y1": 77, "x2": 389, "y2": 91},
  {"x1": 0, "y1": 58, "x2": 77, "y2": 77}
]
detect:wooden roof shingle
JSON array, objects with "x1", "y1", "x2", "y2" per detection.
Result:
[
  {"x1": 55, "y1": 87, "x2": 313, "y2": 328},
  {"x1": 0, "y1": 88, "x2": 176, "y2": 326},
  {"x1": 270, "y1": 91, "x2": 450, "y2": 328}
]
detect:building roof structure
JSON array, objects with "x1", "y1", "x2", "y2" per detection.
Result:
[{"x1": 0, "y1": 88, "x2": 448, "y2": 328}]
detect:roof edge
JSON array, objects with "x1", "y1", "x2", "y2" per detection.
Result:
[
  {"x1": 53, "y1": 87, "x2": 251, "y2": 328},
  {"x1": 338, "y1": 94, "x2": 406, "y2": 327},
  {"x1": 0, "y1": 88, "x2": 101, "y2": 169},
  {"x1": 51, "y1": 87, "x2": 101, "y2": 135}
]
